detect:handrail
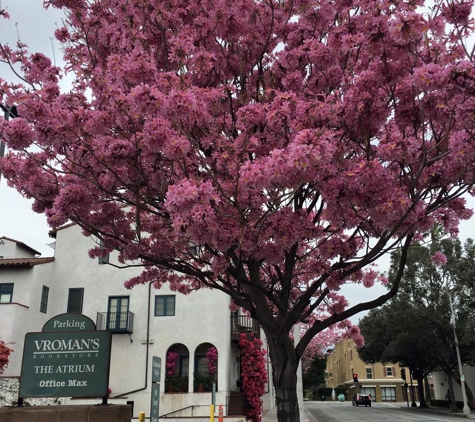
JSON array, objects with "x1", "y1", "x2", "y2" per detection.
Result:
[{"x1": 160, "y1": 405, "x2": 197, "y2": 418}]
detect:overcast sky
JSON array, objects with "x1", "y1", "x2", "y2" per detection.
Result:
[
  {"x1": 1, "y1": 1, "x2": 475, "y2": 321},
  {"x1": 0, "y1": 1, "x2": 66, "y2": 256}
]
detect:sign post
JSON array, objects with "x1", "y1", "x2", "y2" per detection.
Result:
[{"x1": 151, "y1": 356, "x2": 161, "y2": 422}]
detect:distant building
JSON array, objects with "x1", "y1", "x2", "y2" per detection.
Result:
[
  {"x1": 326, "y1": 338, "x2": 417, "y2": 402},
  {"x1": 0, "y1": 228, "x2": 276, "y2": 418}
]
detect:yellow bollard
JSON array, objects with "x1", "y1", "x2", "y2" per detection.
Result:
[
  {"x1": 138, "y1": 411, "x2": 145, "y2": 422},
  {"x1": 218, "y1": 404, "x2": 224, "y2": 422},
  {"x1": 210, "y1": 405, "x2": 215, "y2": 422}
]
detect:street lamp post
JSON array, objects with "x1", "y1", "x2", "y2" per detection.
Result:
[{"x1": 448, "y1": 293, "x2": 471, "y2": 415}]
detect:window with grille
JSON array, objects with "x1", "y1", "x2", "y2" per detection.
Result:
[
  {"x1": 365, "y1": 367, "x2": 373, "y2": 379},
  {"x1": 381, "y1": 387, "x2": 396, "y2": 401},
  {"x1": 40, "y1": 286, "x2": 49, "y2": 313},
  {"x1": 107, "y1": 296, "x2": 129, "y2": 330},
  {"x1": 0, "y1": 283, "x2": 13, "y2": 303},
  {"x1": 67, "y1": 288, "x2": 84, "y2": 313},
  {"x1": 385, "y1": 366, "x2": 394, "y2": 377},
  {"x1": 195, "y1": 356, "x2": 209, "y2": 375},
  {"x1": 180, "y1": 356, "x2": 189, "y2": 376},
  {"x1": 155, "y1": 295, "x2": 175, "y2": 316}
]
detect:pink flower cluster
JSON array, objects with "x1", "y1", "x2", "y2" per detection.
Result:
[
  {"x1": 166, "y1": 351, "x2": 179, "y2": 377},
  {"x1": 0, "y1": 340, "x2": 12, "y2": 374},
  {"x1": 2, "y1": 0, "x2": 475, "y2": 411},
  {"x1": 206, "y1": 346, "x2": 218, "y2": 376},
  {"x1": 431, "y1": 251, "x2": 448, "y2": 267},
  {"x1": 239, "y1": 334, "x2": 267, "y2": 422}
]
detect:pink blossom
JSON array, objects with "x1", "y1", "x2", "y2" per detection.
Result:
[
  {"x1": 206, "y1": 346, "x2": 218, "y2": 376},
  {"x1": 0, "y1": 340, "x2": 12, "y2": 374},
  {"x1": 166, "y1": 351, "x2": 179, "y2": 377},
  {"x1": 239, "y1": 334, "x2": 267, "y2": 422},
  {"x1": 431, "y1": 251, "x2": 448, "y2": 267},
  {"x1": 1, "y1": 1, "x2": 475, "y2": 418}
]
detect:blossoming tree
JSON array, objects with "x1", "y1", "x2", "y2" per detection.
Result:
[{"x1": 1, "y1": 0, "x2": 475, "y2": 421}]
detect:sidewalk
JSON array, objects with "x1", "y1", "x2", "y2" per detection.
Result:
[
  {"x1": 261, "y1": 406, "x2": 311, "y2": 422},
  {"x1": 397, "y1": 403, "x2": 475, "y2": 419},
  {"x1": 262, "y1": 402, "x2": 475, "y2": 421}
]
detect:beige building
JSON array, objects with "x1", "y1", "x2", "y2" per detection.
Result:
[{"x1": 326, "y1": 339, "x2": 417, "y2": 402}]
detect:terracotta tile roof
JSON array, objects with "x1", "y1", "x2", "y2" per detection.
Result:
[
  {"x1": 0, "y1": 257, "x2": 55, "y2": 268},
  {"x1": 0, "y1": 236, "x2": 42, "y2": 256}
]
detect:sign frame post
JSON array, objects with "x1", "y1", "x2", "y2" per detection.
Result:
[
  {"x1": 151, "y1": 356, "x2": 161, "y2": 422},
  {"x1": 19, "y1": 313, "x2": 112, "y2": 400}
]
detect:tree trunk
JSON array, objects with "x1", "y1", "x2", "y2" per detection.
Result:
[
  {"x1": 414, "y1": 370, "x2": 428, "y2": 408},
  {"x1": 446, "y1": 370, "x2": 457, "y2": 412},
  {"x1": 265, "y1": 332, "x2": 301, "y2": 422},
  {"x1": 274, "y1": 383, "x2": 300, "y2": 422}
]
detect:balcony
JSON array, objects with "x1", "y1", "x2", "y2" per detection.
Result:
[
  {"x1": 96, "y1": 311, "x2": 134, "y2": 334},
  {"x1": 230, "y1": 314, "x2": 260, "y2": 341}
]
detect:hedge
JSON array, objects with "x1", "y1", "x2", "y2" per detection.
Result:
[{"x1": 430, "y1": 399, "x2": 464, "y2": 409}]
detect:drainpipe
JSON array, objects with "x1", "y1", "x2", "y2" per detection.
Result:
[{"x1": 111, "y1": 282, "x2": 152, "y2": 398}]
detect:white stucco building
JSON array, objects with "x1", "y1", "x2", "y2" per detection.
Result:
[
  {"x1": 431, "y1": 368, "x2": 475, "y2": 403},
  {"x1": 0, "y1": 227, "x2": 276, "y2": 419}
]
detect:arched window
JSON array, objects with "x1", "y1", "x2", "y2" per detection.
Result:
[
  {"x1": 165, "y1": 344, "x2": 189, "y2": 393},
  {"x1": 194, "y1": 343, "x2": 218, "y2": 392}
]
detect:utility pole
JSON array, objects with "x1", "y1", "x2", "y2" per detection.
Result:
[{"x1": 448, "y1": 293, "x2": 471, "y2": 415}]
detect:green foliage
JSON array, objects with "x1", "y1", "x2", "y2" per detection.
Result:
[
  {"x1": 194, "y1": 373, "x2": 214, "y2": 391},
  {"x1": 369, "y1": 234, "x2": 475, "y2": 365},
  {"x1": 165, "y1": 374, "x2": 189, "y2": 392},
  {"x1": 318, "y1": 387, "x2": 346, "y2": 400},
  {"x1": 360, "y1": 234, "x2": 475, "y2": 408},
  {"x1": 430, "y1": 398, "x2": 463, "y2": 409},
  {"x1": 302, "y1": 357, "x2": 326, "y2": 391},
  {"x1": 358, "y1": 298, "x2": 443, "y2": 370}
]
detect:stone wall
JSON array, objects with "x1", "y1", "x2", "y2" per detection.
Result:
[{"x1": 0, "y1": 404, "x2": 131, "y2": 422}]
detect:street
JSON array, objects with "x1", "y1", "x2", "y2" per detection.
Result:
[{"x1": 304, "y1": 401, "x2": 467, "y2": 422}]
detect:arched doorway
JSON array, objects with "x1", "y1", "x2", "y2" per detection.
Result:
[
  {"x1": 194, "y1": 343, "x2": 218, "y2": 392},
  {"x1": 165, "y1": 343, "x2": 189, "y2": 393}
]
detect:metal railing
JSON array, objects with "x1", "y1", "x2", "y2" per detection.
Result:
[
  {"x1": 227, "y1": 393, "x2": 247, "y2": 416},
  {"x1": 160, "y1": 405, "x2": 198, "y2": 418},
  {"x1": 230, "y1": 314, "x2": 260, "y2": 337},
  {"x1": 96, "y1": 311, "x2": 134, "y2": 333}
]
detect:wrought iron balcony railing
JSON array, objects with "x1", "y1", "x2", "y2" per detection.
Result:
[
  {"x1": 97, "y1": 311, "x2": 134, "y2": 334},
  {"x1": 230, "y1": 314, "x2": 260, "y2": 340}
]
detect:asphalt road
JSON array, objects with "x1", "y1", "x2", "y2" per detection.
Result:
[{"x1": 304, "y1": 401, "x2": 468, "y2": 422}]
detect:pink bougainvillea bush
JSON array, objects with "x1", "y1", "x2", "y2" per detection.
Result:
[
  {"x1": 206, "y1": 346, "x2": 218, "y2": 377},
  {"x1": 2, "y1": 1, "x2": 475, "y2": 421},
  {"x1": 239, "y1": 334, "x2": 267, "y2": 422},
  {"x1": 166, "y1": 351, "x2": 179, "y2": 377},
  {"x1": 0, "y1": 340, "x2": 12, "y2": 374}
]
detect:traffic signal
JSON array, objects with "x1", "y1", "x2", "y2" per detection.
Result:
[
  {"x1": 353, "y1": 373, "x2": 358, "y2": 383},
  {"x1": 400, "y1": 368, "x2": 406, "y2": 381}
]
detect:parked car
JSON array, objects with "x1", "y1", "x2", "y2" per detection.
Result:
[{"x1": 352, "y1": 394, "x2": 372, "y2": 407}]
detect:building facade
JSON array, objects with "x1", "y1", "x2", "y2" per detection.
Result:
[
  {"x1": 0, "y1": 228, "x2": 275, "y2": 418},
  {"x1": 431, "y1": 367, "x2": 475, "y2": 402},
  {"x1": 326, "y1": 339, "x2": 415, "y2": 402}
]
